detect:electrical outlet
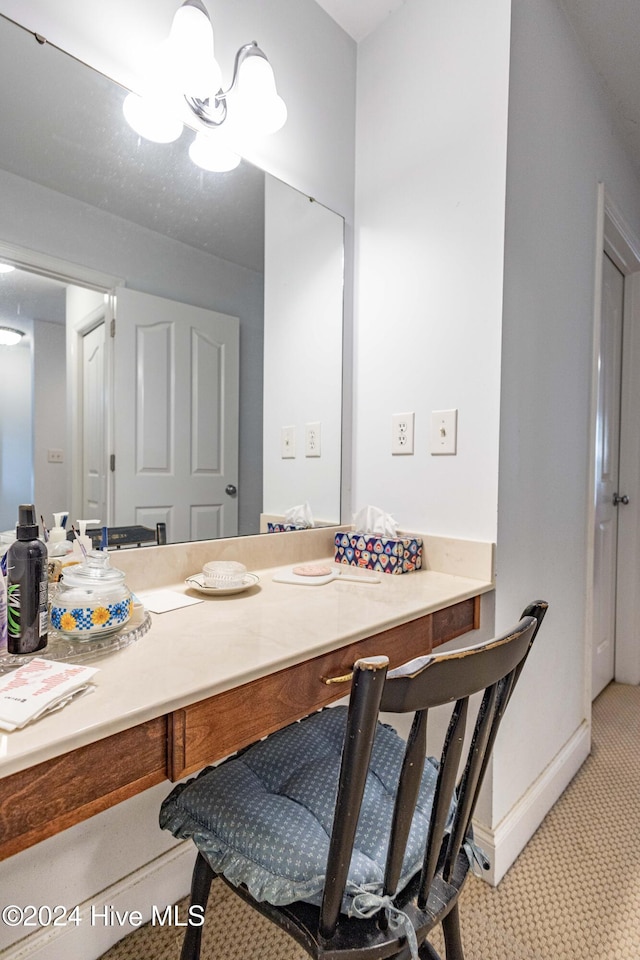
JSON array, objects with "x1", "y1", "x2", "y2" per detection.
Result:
[
  {"x1": 305, "y1": 422, "x2": 322, "y2": 457},
  {"x1": 47, "y1": 448, "x2": 64, "y2": 463},
  {"x1": 430, "y1": 409, "x2": 458, "y2": 455},
  {"x1": 281, "y1": 425, "x2": 296, "y2": 458},
  {"x1": 391, "y1": 413, "x2": 415, "y2": 455}
]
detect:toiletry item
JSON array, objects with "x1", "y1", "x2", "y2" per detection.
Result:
[
  {"x1": 72, "y1": 519, "x2": 98, "y2": 559},
  {"x1": 6, "y1": 504, "x2": 48, "y2": 654},
  {"x1": 47, "y1": 512, "x2": 73, "y2": 558},
  {"x1": 0, "y1": 569, "x2": 7, "y2": 653}
]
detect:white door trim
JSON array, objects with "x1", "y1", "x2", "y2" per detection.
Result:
[
  {"x1": 0, "y1": 239, "x2": 121, "y2": 292},
  {"x1": 67, "y1": 301, "x2": 114, "y2": 526},
  {"x1": 586, "y1": 183, "x2": 640, "y2": 709}
]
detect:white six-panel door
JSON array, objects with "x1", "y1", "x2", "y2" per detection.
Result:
[{"x1": 112, "y1": 287, "x2": 239, "y2": 544}]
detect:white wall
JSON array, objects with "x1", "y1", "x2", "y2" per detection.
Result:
[
  {"x1": 493, "y1": 0, "x2": 640, "y2": 828},
  {"x1": 263, "y1": 176, "x2": 344, "y2": 524},
  {"x1": 353, "y1": 0, "x2": 511, "y2": 542},
  {"x1": 354, "y1": 0, "x2": 640, "y2": 883}
]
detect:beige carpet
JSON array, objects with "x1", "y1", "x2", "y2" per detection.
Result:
[{"x1": 100, "y1": 682, "x2": 640, "y2": 960}]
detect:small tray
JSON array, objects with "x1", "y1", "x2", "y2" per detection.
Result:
[
  {"x1": 185, "y1": 573, "x2": 260, "y2": 596},
  {"x1": 0, "y1": 612, "x2": 152, "y2": 674}
]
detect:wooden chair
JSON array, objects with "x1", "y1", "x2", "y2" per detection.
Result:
[{"x1": 160, "y1": 600, "x2": 548, "y2": 960}]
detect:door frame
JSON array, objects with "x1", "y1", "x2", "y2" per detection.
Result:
[
  {"x1": 0, "y1": 239, "x2": 122, "y2": 524},
  {"x1": 586, "y1": 184, "x2": 640, "y2": 709},
  {"x1": 67, "y1": 299, "x2": 113, "y2": 526}
]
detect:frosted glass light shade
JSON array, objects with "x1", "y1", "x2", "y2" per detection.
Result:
[
  {"x1": 233, "y1": 54, "x2": 287, "y2": 135},
  {"x1": 188, "y1": 132, "x2": 241, "y2": 172},
  {"x1": 123, "y1": 92, "x2": 183, "y2": 143},
  {"x1": 169, "y1": 1, "x2": 221, "y2": 100},
  {"x1": 0, "y1": 327, "x2": 24, "y2": 346}
]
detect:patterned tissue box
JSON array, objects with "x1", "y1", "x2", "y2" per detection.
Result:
[
  {"x1": 334, "y1": 531, "x2": 423, "y2": 574},
  {"x1": 267, "y1": 523, "x2": 306, "y2": 533}
]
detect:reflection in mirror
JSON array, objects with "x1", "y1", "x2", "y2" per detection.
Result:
[{"x1": 0, "y1": 14, "x2": 344, "y2": 543}]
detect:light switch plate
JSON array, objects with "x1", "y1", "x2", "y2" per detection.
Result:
[
  {"x1": 281, "y1": 425, "x2": 296, "y2": 458},
  {"x1": 430, "y1": 409, "x2": 457, "y2": 455}
]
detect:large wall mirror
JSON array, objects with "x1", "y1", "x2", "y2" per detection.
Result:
[{"x1": 0, "y1": 14, "x2": 344, "y2": 544}]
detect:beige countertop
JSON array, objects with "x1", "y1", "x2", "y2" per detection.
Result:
[{"x1": 0, "y1": 529, "x2": 494, "y2": 779}]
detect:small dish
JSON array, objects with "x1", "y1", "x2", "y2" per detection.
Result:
[{"x1": 185, "y1": 573, "x2": 260, "y2": 596}]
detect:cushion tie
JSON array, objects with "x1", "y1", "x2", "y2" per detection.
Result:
[
  {"x1": 463, "y1": 839, "x2": 490, "y2": 877},
  {"x1": 349, "y1": 889, "x2": 419, "y2": 960}
]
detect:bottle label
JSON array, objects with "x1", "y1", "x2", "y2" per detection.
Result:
[
  {"x1": 7, "y1": 581, "x2": 20, "y2": 641},
  {"x1": 38, "y1": 578, "x2": 49, "y2": 638}
]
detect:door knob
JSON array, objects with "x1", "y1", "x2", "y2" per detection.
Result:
[
  {"x1": 225, "y1": 484, "x2": 237, "y2": 497},
  {"x1": 613, "y1": 492, "x2": 630, "y2": 505}
]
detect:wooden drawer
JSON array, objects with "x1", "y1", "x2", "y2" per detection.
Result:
[
  {"x1": 169, "y1": 596, "x2": 478, "y2": 780},
  {"x1": 0, "y1": 717, "x2": 167, "y2": 861}
]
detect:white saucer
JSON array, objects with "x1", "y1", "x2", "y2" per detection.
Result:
[{"x1": 185, "y1": 573, "x2": 260, "y2": 596}]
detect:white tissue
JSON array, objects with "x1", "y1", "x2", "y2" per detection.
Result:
[
  {"x1": 284, "y1": 502, "x2": 314, "y2": 529},
  {"x1": 353, "y1": 505, "x2": 398, "y2": 538}
]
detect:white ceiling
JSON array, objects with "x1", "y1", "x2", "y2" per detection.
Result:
[
  {"x1": 559, "y1": 0, "x2": 640, "y2": 177},
  {"x1": 313, "y1": 0, "x2": 406, "y2": 42},
  {"x1": 316, "y1": 0, "x2": 640, "y2": 178}
]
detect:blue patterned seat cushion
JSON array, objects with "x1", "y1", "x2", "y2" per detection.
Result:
[{"x1": 160, "y1": 706, "x2": 440, "y2": 911}]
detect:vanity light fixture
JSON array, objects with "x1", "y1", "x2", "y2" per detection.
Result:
[
  {"x1": 0, "y1": 326, "x2": 25, "y2": 347},
  {"x1": 123, "y1": 0, "x2": 287, "y2": 172}
]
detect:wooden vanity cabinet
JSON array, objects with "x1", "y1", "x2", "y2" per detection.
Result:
[{"x1": 0, "y1": 595, "x2": 478, "y2": 860}]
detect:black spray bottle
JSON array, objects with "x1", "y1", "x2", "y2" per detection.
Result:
[{"x1": 6, "y1": 504, "x2": 48, "y2": 654}]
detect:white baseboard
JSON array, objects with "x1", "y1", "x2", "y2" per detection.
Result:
[
  {"x1": 473, "y1": 719, "x2": 590, "y2": 885},
  {"x1": 1, "y1": 842, "x2": 195, "y2": 960}
]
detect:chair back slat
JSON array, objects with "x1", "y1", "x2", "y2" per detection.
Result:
[
  {"x1": 507, "y1": 601, "x2": 548, "y2": 706},
  {"x1": 318, "y1": 655, "x2": 388, "y2": 940},
  {"x1": 418, "y1": 696, "x2": 469, "y2": 905},
  {"x1": 382, "y1": 708, "x2": 428, "y2": 899},
  {"x1": 442, "y1": 681, "x2": 500, "y2": 881}
]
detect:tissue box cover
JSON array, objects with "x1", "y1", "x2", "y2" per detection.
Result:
[
  {"x1": 334, "y1": 531, "x2": 423, "y2": 574},
  {"x1": 267, "y1": 523, "x2": 306, "y2": 533}
]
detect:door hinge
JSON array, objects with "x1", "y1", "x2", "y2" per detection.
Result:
[
  {"x1": 110, "y1": 454, "x2": 116, "y2": 472},
  {"x1": 110, "y1": 317, "x2": 116, "y2": 337}
]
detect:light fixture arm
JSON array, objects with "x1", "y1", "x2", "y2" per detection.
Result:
[{"x1": 184, "y1": 41, "x2": 266, "y2": 128}]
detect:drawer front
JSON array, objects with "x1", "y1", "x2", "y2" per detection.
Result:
[
  {"x1": 0, "y1": 717, "x2": 167, "y2": 861},
  {"x1": 169, "y1": 596, "x2": 478, "y2": 780}
]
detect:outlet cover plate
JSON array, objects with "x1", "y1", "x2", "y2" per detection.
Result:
[
  {"x1": 391, "y1": 412, "x2": 415, "y2": 455},
  {"x1": 305, "y1": 422, "x2": 321, "y2": 457}
]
